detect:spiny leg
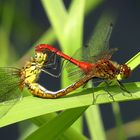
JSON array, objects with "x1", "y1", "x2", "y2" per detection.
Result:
[
  {"x1": 92, "y1": 80, "x2": 114, "y2": 103},
  {"x1": 91, "y1": 79, "x2": 110, "y2": 104},
  {"x1": 42, "y1": 59, "x2": 66, "y2": 78},
  {"x1": 44, "y1": 52, "x2": 58, "y2": 69},
  {"x1": 41, "y1": 69, "x2": 60, "y2": 78},
  {"x1": 81, "y1": 79, "x2": 96, "y2": 104},
  {"x1": 117, "y1": 80, "x2": 131, "y2": 96},
  {"x1": 91, "y1": 81, "x2": 96, "y2": 105},
  {"x1": 104, "y1": 81, "x2": 115, "y2": 101},
  {"x1": 82, "y1": 81, "x2": 89, "y2": 88}
]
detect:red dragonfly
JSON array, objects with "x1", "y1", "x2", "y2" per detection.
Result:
[
  {"x1": 0, "y1": 24, "x2": 131, "y2": 118},
  {"x1": 35, "y1": 25, "x2": 131, "y2": 97}
]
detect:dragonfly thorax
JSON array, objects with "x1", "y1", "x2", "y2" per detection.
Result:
[
  {"x1": 20, "y1": 52, "x2": 47, "y2": 86},
  {"x1": 93, "y1": 59, "x2": 120, "y2": 79}
]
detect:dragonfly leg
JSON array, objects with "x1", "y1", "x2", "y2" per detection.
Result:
[
  {"x1": 82, "y1": 81, "x2": 89, "y2": 88},
  {"x1": 41, "y1": 69, "x2": 59, "y2": 78},
  {"x1": 57, "y1": 59, "x2": 66, "y2": 76},
  {"x1": 117, "y1": 80, "x2": 131, "y2": 96},
  {"x1": 42, "y1": 59, "x2": 66, "y2": 78},
  {"x1": 92, "y1": 83, "x2": 96, "y2": 104},
  {"x1": 45, "y1": 52, "x2": 58, "y2": 69},
  {"x1": 104, "y1": 81, "x2": 115, "y2": 101}
]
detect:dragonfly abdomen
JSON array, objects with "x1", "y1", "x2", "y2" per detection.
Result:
[{"x1": 28, "y1": 75, "x2": 91, "y2": 99}]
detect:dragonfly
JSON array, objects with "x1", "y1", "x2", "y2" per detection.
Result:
[
  {"x1": 0, "y1": 46, "x2": 101, "y2": 117},
  {"x1": 0, "y1": 47, "x2": 100, "y2": 118},
  {"x1": 35, "y1": 24, "x2": 131, "y2": 97},
  {"x1": 0, "y1": 51, "x2": 67, "y2": 117},
  {"x1": 0, "y1": 23, "x2": 131, "y2": 117}
]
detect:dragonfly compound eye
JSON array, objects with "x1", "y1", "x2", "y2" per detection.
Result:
[{"x1": 120, "y1": 64, "x2": 131, "y2": 79}]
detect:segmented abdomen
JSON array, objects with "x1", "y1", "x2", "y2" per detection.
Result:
[{"x1": 28, "y1": 75, "x2": 92, "y2": 99}]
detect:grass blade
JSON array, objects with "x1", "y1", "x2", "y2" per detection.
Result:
[
  {"x1": 126, "y1": 52, "x2": 140, "y2": 70},
  {"x1": 25, "y1": 107, "x2": 87, "y2": 140},
  {"x1": 0, "y1": 82, "x2": 139, "y2": 127},
  {"x1": 85, "y1": 105, "x2": 106, "y2": 140},
  {"x1": 41, "y1": 0, "x2": 67, "y2": 44}
]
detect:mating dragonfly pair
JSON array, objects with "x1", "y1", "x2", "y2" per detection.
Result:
[{"x1": 0, "y1": 24, "x2": 131, "y2": 117}]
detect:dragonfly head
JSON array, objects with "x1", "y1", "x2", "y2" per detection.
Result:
[
  {"x1": 119, "y1": 64, "x2": 131, "y2": 79},
  {"x1": 33, "y1": 52, "x2": 47, "y2": 65}
]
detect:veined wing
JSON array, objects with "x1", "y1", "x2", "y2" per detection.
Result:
[
  {"x1": 64, "y1": 12, "x2": 116, "y2": 81},
  {"x1": 86, "y1": 11, "x2": 116, "y2": 59},
  {"x1": 64, "y1": 22, "x2": 115, "y2": 82},
  {"x1": 83, "y1": 47, "x2": 118, "y2": 63},
  {"x1": 0, "y1": 86, "x2": 22, "y2": 118},
  {"x1": 0, "y1": 67, "x2": 22, "y2": 118},
  {"x1": 65, "y1": 61, "x2": 85, "y2": 82},
  {"x1": 63, "y1": 16, "x2": 114, "y2": 62}
]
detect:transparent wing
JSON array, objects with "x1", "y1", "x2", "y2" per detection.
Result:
[
  {"x1": 83, "y1": 12, "x2": 116, "y2": 62},
  {"x1": 65, "y1": 61, "x2": 85, "y2": 82},
  {"x1": 0, "y1": 87, "x2": 22, "y2": 118},
  {"x1": 0, "y1": 67, "x2": 22, "y2": 118},
  {"x1": 64, "y1": 13, "x2": 116, "y2": 81},
  {"x1": 87, "y1": 11, "x2": 115, "y2": 57},
  {"x1": 64, "y1": 22, "x2": 116, "y2": 64},
  {"x1": 0, "y1": 67, "x2": 20, "y2": 79},
  {"x1": 87, "y1": 23, "x2": 113, "y2": 57},
  {"x1": 64, "y1": 45, "x2": 117, "y2": 82},
  {"x1": 83, "y1": 47, "x2": 118, "y2": 63}
]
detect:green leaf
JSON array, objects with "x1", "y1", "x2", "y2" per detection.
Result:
[
  {"x1": 62, "y1": 0, "x2": 85, "y2": 53},
  {"x1": 58, "y1": 126, "x2": 88, "y2": 140},
  {"x1": 25, "y1": 107, "x2": 87, "y2": 140},
  {"x1": 111, "y1": 103, "x2": 126, "y2": 140},
  {"x1": 85, "y1": 0, "x2": 104, "y2": 15},
  {"x1": 41, "y1": 0, "x2": 67, "y2": 44},
  {"x1": 30, "y1": 113, "x2": 87, "y2": 140},
  {"x1": 85, "y1": 106, "x2": 106, "y2": 140},
  {"x1": 0, "y1": 28, "x2": 9, "y2": 66},
  {"x1": 18, "y1": 121, "x2": 38, "y2": 140},
  {"x1": 126, "y1": 52, "x2": 140, "y2": 70},
  {"x1": 0, "y1": 0, "x2": 16, "y2": 66},
  {"x1": 0, "y1": 82, "x2": 140, "y2": 128}
]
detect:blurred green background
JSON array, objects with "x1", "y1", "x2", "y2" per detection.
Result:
[{"x1": 0, "y1": 0, "x2": 140, "y2": 140}]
